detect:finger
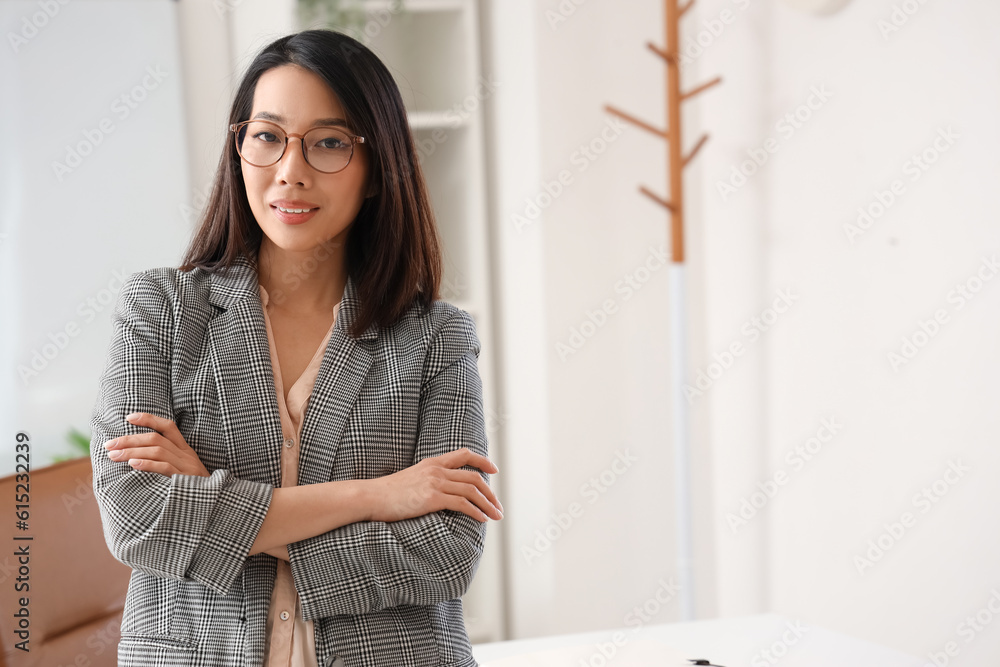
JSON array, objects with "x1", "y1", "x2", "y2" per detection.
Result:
[
  {"x1": 446, "y1": 469, "x2": 502, "y2": 514},
  {"x1": 441, "y1": 494, "x2": 489, "y2": 523},
  {"x1": 107, "y1": 433, "x2": 165, "y2": 451},
  {"x1": 441, "y1": 479, "x2": 502, "y2": 520},
  {"x1": 439, "y1": 448, "x2": 499, "y2": 474},
  {"x1": 107, "y1": 444, "x2": 182, "y2": 470},
  {"x1": 124, "y1": 412, "x2": 159, "y2": 429},
  {"x1": 126, "y1": 412, "x2": 186, "y2": 446},
  {"x1": 112, "y1": 415, "x2": 165, "y2": 450},
  {"x1": 125, "y1": 457, "x2": 178, "y2": 477}
]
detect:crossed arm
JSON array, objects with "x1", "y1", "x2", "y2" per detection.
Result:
[{"x1": 92, "y1": 272, "x2": 501, "y2": 613}]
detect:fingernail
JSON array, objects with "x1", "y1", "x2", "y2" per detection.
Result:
[
  {"x1": 108, "y1": 449, "x2": 124, "y2": 460},
  {"x1": 104, "y1": 439, "x2": 117, "y2": 449},
  {"x1": 126, "y1": 413, "x2": 138, "y2": 420}
]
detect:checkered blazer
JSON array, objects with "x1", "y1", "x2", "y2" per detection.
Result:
[{"x1": 89, "y1": 254, "x2": 489, "y2": 667}]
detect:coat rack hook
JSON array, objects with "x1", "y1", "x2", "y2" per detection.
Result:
[
  {"x1": 639, "y1": 185, "x2": 676, "y2": 212},
  {"x1": 646, "y1": 41, "x2": 676, "y2": 65},
  {"x1": 605, "y1": 104, "x2": 669, "y2": 140},
  {"x1": 683, "y1": 134, "x2": 710, "y2": 167},
  {"x1": 681, "y1": 76, "x2": 723, "y2": 102}
]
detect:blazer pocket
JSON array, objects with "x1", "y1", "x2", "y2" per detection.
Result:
[{"x1": 118, "y1": 632, "x2": 197, "y2": 665}]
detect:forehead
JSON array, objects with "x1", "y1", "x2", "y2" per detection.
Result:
[{"x1": 250, "y1": 64, "x2": 345, "y2": 120}]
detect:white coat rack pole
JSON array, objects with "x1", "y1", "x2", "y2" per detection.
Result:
[
  {"x1": 663, "y1": 0, "x2": 695, "y2": 621},
  {"x1": 669, "y1": 262, "x2": 694, "y2": 620},
  {"x1": 604, "y1": 0, "x2": 722, "y2": 622}
]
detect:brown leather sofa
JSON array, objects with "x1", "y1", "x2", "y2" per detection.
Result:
[{"x1": 0, "y1": 455, "x2": 130, "y2": 667}]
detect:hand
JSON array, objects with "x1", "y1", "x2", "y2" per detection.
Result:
[
  {"x1": 365, "y1": 448, "x2": 503, "y2": 524},
  {"x1": 102, "y1": 412, "x2": 211, "y2": 478}
]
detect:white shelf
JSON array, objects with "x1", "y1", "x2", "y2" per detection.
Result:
[
  {"x1": 407, "y1": 109, "x2": 470, "y2": 130},
  {"x1": 356, "y1": 0, "x2": 505, "y2": 644},
  {"x1": 363, "y1": 0, "x2": 467, "y2": 12}
]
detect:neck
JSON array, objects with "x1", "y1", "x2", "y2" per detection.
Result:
[{"x1": 256, "y1": 239, "x2": 347, "y2": 314}]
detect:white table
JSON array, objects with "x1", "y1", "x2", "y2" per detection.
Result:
[{"x1": 472, "y1": 613, "x2": 925, "y2": 667}]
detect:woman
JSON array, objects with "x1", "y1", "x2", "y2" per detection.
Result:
[{"x1": 90, "y1": 29, "x2": 502, "y2": 667}]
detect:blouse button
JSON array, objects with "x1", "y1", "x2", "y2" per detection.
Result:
[
  {"x1": 280, "y1": 610, "x2": 290, "y2": 621},
  {"x1": 284, "y1": 438, "x2": 294, "y2": 448}
]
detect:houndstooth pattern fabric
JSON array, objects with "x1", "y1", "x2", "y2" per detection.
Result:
[{"x1": 89, "y1": 254, "x2": 489, "y2": 667}]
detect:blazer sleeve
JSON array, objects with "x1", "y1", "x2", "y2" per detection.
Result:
[
  {"x1": 90, "y1": 270, "x2": 274, "y2": 597},
  {"x1": 286, "y1": 308, "x2": 490, "y2": 621}
]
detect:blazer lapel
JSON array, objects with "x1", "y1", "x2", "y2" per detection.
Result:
[
  {"x1": 298, "y1": 274, "x2": 377, "y2": 486},
  {"x1": 206, "y1": 254, "x2": 378, "y2": 488},
  {"x1": 207, "y1": 255, "x2": 283, "y2": 486}
]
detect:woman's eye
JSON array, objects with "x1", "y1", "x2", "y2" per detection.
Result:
[
  {"x1": 252, "y1": 132, "x2": 279, "y2": 143},
  {"x1": 317, "y1": 138, "x2": 347, "y2": 149}
]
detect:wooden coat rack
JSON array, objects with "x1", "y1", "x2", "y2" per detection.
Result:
[{"x1": 604, "y1": 0, "x2": 721, "y2": 621}]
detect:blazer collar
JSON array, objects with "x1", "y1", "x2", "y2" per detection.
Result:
[{"x1": 207, "y1": 253, "x2": 378, "y2": 341}]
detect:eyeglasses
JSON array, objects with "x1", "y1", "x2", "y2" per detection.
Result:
[{"x1": 229, "y1": 119, "x2": 365, "y2": 174}]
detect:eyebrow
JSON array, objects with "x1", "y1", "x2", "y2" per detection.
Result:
[{"x1": 251, "y1": 111, "x2": 349, "y2": 128}]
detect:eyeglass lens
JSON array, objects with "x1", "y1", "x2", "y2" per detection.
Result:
[{"x1": 235, "y1": 121, "x2": 355, "y2": 173}]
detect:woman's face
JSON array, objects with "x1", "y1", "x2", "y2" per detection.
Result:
[{"x1": 241, "y1": 64, "x2": 371, "y2": 260}]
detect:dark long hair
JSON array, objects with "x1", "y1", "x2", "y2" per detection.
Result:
[{"x1": 178, "y1": 29, "x2": 442, "y2": 339}]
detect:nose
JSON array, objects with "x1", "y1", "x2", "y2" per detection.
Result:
[{"x1": 275, "y1": 135, "x2": 311, "y2": 186}]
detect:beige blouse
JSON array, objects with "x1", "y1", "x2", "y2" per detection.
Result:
[{"x1": 259, "y1": 283, "x2": 340, "y2": 667}]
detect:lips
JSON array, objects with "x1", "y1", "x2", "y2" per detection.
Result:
[
  {"x1": 270, "y1": 200, "x2": 320, "y2": 225},
  {"x1": 270, "y1": 199, "x2": 319, "y2": 213}
]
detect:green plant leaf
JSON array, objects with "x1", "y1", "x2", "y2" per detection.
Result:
[{"x1": 54, "y1": 426, "x2": 92, "y2": 463}]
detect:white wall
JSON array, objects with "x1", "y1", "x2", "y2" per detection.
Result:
[
  {"x1": 526, "y1": 0, "x2": 1000, "y2": 661},
  {"x1": 0, "y1": 0, "x2": 191, "y2": 470},
  {"x1": 748, "y1": 0, "x2": 1000, "y2": 661}
]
